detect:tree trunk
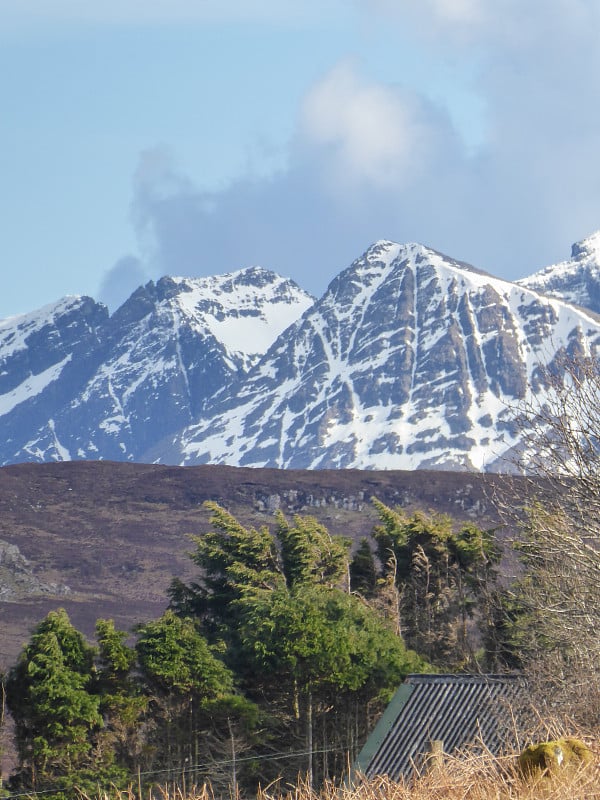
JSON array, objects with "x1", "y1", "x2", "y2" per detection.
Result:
[
  {"x1": 228, "y1": 717, "x2": 237, "y2": 798},
  {"x1": 307, "y1": 690, "x2": 313, "y2": 788}
]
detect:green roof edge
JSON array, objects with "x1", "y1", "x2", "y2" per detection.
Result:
[{"x1": 350, "y1": 682, "x2": 415, "y2": 782}]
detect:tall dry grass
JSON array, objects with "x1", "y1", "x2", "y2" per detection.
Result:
[
  {"x1": 337, "y1": 749, "x2": 600, "y2": 800},
  {"x1": 86, "y1": 741, "x2": 600, "y2": 800},
  {"x1": 258, "y1": 749, "x2": 600, "y2": 800}
]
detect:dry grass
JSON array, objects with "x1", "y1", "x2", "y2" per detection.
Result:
[
  {"x1": 86, "y1": 742, "x2": 600, "y2": 800},
  {"x1": 257, "y1": 750, "x2": 600, "y2": 800},
  {"x1": 340, "y1": 752, "x2": 600, "y2": 800}
]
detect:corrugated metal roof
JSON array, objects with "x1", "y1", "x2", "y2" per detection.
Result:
[{"x1": 355, "y1": 673, "x2": 527, "y2": 780}]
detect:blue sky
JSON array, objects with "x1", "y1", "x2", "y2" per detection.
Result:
[{"x1": 3, "y1": 1, "x2": 600, "y2": 318}]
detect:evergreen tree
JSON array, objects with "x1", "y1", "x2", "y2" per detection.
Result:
[
  {"x1": 171, "y1": 501, "x2": 283, "y2": 639},
  {"x1": 95, "y1": 619, "x2": 136, "y2": 687},
  {"x1": 172, "y1": 503, "x2": 425, "y2": 786},
  {"x1": 276, "y1": 511, "x2": 350, "y2": 590},
  {"x1": 6, "y1": 609, "x2": 102, "y2": 793},
  {"x1": 234, "y1": 572, "x2": 424, "y2": 784},
  {"x1": 349, "y1": 538, "x2": 378, "y2": 597},
  {"x1": 372, "y1": 499, "x2": 499, "y2": 667},
  {"x1": 135, "y1": 610, "x2": 255, "y2": 786},
  {"x1": 93, "y1": 619, "x2": 147, "y2": 776}
]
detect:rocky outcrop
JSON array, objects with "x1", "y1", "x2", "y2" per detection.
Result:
[{"x1": 0, "y1": 539, "x2": 70, "y2": 601}]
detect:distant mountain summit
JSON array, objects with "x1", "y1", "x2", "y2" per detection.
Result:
[
  {"x1": 518, "y1": 231, "x2": 600, "y2": 313},
  {"x1": 0, "y1": 269, "x2": 313, "y2": 464},
  {"x1": 1, "y1": 236, "x2": 600, "y2": 471},
  {"x1": 167, "y1": 240, "x2": 600, "y2": 471}
]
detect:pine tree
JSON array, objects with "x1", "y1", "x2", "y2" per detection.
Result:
[
  {"x1": 6, "y1": 609, "x2": 102, "y2": 792},
  {"x1": 135, "y1": 610, "x2": 252, "y2": 785},
  {"x1": 372, "y1": 499, "x2": 499, "y2": 667},
  {"x1": 171, "y1": 502, "x2": 425, "y2": 787},
  {"x1": 349, "y1": 538, "x2": 378, "y2": 597}
]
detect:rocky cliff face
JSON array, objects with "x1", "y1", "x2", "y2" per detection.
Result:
[
  {"x1": 0, "y1": 296, "x2": 109, "y2": 462},
  {"x1": 168, "y1": 241, "x2": 600, "y2": 471}
]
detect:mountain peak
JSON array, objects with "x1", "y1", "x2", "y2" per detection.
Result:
[
  {"x1": 366, "y1": 240, "x2": 431, "y2": 261},
  {"x1": 0, "y1": 266, "x2": 314, "y2": 466},
  {"x1": 571, "y1": 230, "x2": 600, "y2": 261},
  {"x1": 519, "y1": 228, "x2": 600, "y2": 313},
  {"x1": 169, "y1": 239, "x2": 600, "y2": 472},
  {"x1": 168, "y1": 265, "x2": 306, "y2": 293}
]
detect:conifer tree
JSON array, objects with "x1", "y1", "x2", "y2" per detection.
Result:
[
  {"x1": 6, "y1": 609, "x2": 102, "y2": 792},
  {"x1": 372, "y1": 499, "x2": 499, "y2": 667},
  {"x1": 93, "y1": 619, "x2": 147, "y2": 776},
  {"x1": 349, "y1": 538, "x2": 378, "y2": 597},
  {"x1": 175, "y1": 501, "x2": 283, "y2": 638},
  {"x1": 276, "y1": 511, "x2": 350, "y2": 590},
  {"x1": 172, "y1": 502, "x2": 425, "y2": 786},
  {"x1": 135, "y1": 610, "x2": 253, "y2": 785}
]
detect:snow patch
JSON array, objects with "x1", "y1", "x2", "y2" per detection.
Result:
[{"x1": 0, "y1": 355, "x2": 72, "y2": 416}]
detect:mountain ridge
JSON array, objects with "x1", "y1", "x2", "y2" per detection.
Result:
[
  {"x1": 163, "y1": 239, "x2": 600, "y2": 471},
  {"x1": 0, "y1": 268, "x2": 313, "y2": 465},
  {"x1": 2, "y1": 233, "x2": 600, "y2": 471}
]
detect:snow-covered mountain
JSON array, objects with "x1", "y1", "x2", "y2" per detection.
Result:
[
  {"x1": 518, "y1": 231, "x2": 600, "y2": 313},
  {"x1": 0, "y1": 269, "x2": 313, "y2": 464},
  {"x1": 163, "y1": 241, "x2": 600, "y2": 471},
  {"x1": 0, "y1": 296, "x2": 109, "y2": 462},
  {"x1": 3, "y1": 238, "x2": 600, "y2": 472}
]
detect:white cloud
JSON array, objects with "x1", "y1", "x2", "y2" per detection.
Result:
[
  {"x1": 429, "y1": 0, "x2": 483, "y2": 23},
  {"x1": 402, "y1": 0, "x2": 485, "y2": 27},
  {"x1": 366, "y1": 0, "x2": 486, "y2": 42},
  {"x1": 299, "y1": 62, "x2": 455, "y2": 190},
  {"x1": 97, "y1": 2, "x2": 600, "y2": 300},
  {"x1": 120, "y1": 64, "x2": 467, "y2": 295}
]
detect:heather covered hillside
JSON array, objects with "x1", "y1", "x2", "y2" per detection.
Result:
[
  {"x1": 1, "y1": 489, "x2": 598, "y2": 797},
  {"x1": 0, "y1": 460, "x2": 514, "y2": 667}
]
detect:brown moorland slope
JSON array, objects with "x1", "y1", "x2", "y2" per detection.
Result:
[{"x1": 0, "y1": 461, "x2": 523, "y2": 668}]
